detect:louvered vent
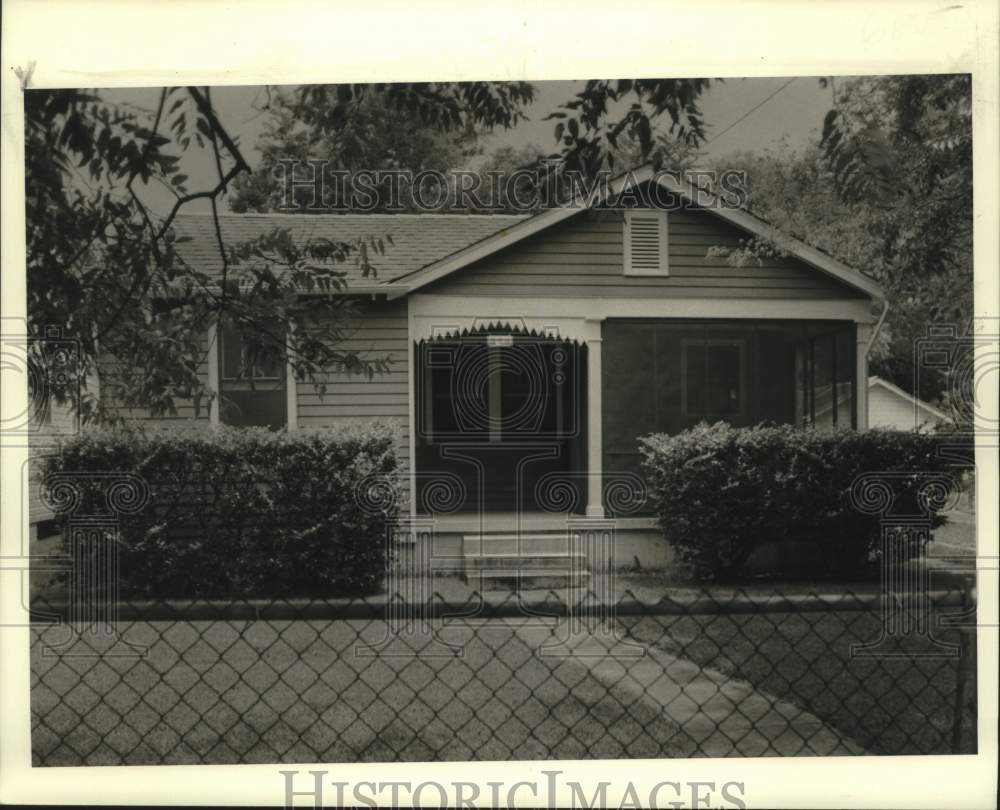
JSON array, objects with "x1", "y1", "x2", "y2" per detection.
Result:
[{"x1": 624, "y1": 210, "x2": 668, "y2": 276}]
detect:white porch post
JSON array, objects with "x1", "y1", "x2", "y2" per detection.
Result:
[
  {"x1": 856, "y1": 322, "x2": 872, "y2": 430},
  {"x1": 585, "y1": 319, "x2": 605, "y2": 517}
]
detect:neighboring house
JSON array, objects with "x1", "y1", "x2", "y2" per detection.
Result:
[
  {"x1": 99, "y1": 166, "x2": 885, "y2": 566},
  {"x1": 868, "y1": 375, "x2": 949, "y2": 431}
]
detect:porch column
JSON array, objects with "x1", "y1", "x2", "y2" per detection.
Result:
[
  {"x1": 856, "y1": 323, "x2": 872, "y2": 430},
  {"x1": 585, "y1": 319, "x2": 604, "y2": 517}
]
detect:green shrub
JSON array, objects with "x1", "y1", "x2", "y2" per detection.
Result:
[
  {"x1": 40, "y1": 423, "x2": 400, "y2": 598},
  {"x1": 640, "y1": 423, "x2": 963, "y2": 582}
]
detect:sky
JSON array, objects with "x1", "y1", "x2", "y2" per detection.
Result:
[{"x1": 106, "y1": 77, "x2": 841, "y2": 215}]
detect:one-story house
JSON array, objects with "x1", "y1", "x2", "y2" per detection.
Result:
[
  {"x1": 867, "y1": 375, "x2": 949, "y2": 431},
  {"x1": 100, "y1": 166, "x2": 886, "y2": 570}
]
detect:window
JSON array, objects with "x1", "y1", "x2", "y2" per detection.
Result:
[
  {"x1": 682, "y1": 339, "x2": 744, "y2": 418},
  {"x1": 218, "y1": 322, "x2": 288, "y2": 429},
  {"x1": 623, "y1": 210, "x2": 669, "y2": 276}
]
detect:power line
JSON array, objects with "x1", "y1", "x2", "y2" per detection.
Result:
[{"x1": 706, "y1": 77, "x2": 797, "y2": 145}]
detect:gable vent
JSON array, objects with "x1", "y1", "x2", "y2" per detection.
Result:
[{"x1": 624, "y1": 210, "x2": 669, "y2": 276}]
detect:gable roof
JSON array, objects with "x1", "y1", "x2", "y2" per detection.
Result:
[
  {"x1": 169, "y1": 164, "x2": 883, "y2": 301},
  {"x1": 868, "y1": 375, "x2": 949, "y2": 421},
  {"x1": 171, "y1": 212, "x2": 528, "y2": 293},
  {"x1": 392, "y1": 164, "x2": 884, "y2": 299}
]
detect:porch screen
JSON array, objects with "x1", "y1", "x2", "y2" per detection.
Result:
[
  {"x1": 602, "y1": 320, "x2": 856, "y2": 492},
  {"x1": 414, "y1": 332, "x2": 586, "y2": 513},
  {"x1": 794, "y1": 327, "x2": 856, "y2": 430}
]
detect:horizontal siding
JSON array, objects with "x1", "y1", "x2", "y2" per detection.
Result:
[
  {"x1": 869, "y1": 386, "x2": 943, "y2": 431},
  {"x1": 295, "y1": 298, "x2": 411, "y2": 491},
  {"x1": 98, "y1": 300, "x2": 413, "y2": 503},
  {"x1": 424, "y1": 207, "x2": 866, "y2": 299},
  {"x1": 99, "y1": 333, "x2": 212, "y2": 424}
]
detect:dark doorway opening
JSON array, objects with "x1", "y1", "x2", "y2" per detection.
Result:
[{"x1": 414, "y1": 326, "x2": 587, "y2": 513}]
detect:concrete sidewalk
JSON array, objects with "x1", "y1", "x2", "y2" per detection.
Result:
[{"x1": 506, "y1": 620, "x2": 864, "y2": 757}]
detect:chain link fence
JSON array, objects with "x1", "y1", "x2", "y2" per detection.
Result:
[{"x1": 30, "y1": 587, "x2": 977, "y2": 765}]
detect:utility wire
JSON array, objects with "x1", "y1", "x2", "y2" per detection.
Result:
[{"x1": 706, "y1": 77, "x2": 797, "y2": 145}]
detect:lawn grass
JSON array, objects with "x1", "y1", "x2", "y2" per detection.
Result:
[
  {"x1": 622, "y1": 602, "x2": 976, "y2": 755},
  {"x1": 31, "y1": 588, "x2": 975, "y2": 765},
  {"x1": 31, "y1": 616, "x2": 698, "y2": 765}
]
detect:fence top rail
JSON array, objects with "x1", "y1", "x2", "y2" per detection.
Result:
[{"x1": 29, "y1": 587, "x2": 971, "y2": 623}]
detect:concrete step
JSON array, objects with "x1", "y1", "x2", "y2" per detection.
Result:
[
  {"x1": 465, "y1": 552, "x2": 588, "y2": 570},
  {"x1": 462, "y1": 532, "x2": 572, "y2": 556},
  {"x1": 466, "y1": 567, "x2": 592, "y2": 591},
  {"x1": 463, "y1": 531, "x2": 591, "y2": 589}
]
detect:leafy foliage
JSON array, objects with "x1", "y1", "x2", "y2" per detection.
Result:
[
  {"x1": 25, "y1": 87, "x2": 392, "y2": 420},
  {"x1": 704, "y1": 75, "x2": 972, "y2": 403},
  {"x1": 230, "y1": 80, "x2": 715, "y2": 214},
  {"x1": 229, "y1": 88, "x2": 480, "y2": 213},
  {"x1": 41, "y1": 424, "x2": 399, "y2": 598},
  {"x1": 640, "y1": 423, "x2": 960, "y2": 582},
  {"x1": 294, "y1": 82, "x2": 537, "y2": 136},
  {"x1": 817, "y1": 75, "x2": 972, "y2": 316},
  {"x1": 546, "y1": 79, "x2": 712, "y2": 176}
]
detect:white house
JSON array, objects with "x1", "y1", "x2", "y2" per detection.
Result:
[{"x1": 868, "y1": 375, "x2": 948, "y2": 431}]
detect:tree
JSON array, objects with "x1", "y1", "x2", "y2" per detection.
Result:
[
  {"x1": 230, "y1": 79, "x2": 715, "y2": 214},
  {"x1": 228, "y1": 88, "x2": 479, "y2": 213},
  {"x1": 25, "y1": 87, "x2": 394, "y2": 422},
  {"x1": 546, "y1": 78, "x2": 711, "y2": 176},
  {"x1": 460, "y1": 142, "x2": 549, "y2": 213},
  {"x1": 818, "y1": 74, "x2": 972, "y2": 320},
  {"x1": 704, "y1": 73, "x2": 973, "y2": 406}
]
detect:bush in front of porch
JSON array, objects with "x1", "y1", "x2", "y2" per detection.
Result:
[
  {"x1": 640, "y1": 423, "x2": 963, "y2": 582},
  {"x1": 40, "y1": 423, "x2": 400, "y2": 599}
]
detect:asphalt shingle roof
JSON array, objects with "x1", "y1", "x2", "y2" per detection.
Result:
[{"x1": 171, "y1": 213, "x2": 529, "y2": 286}]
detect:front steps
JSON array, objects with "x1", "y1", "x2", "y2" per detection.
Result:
[{"x1": 462, "y1": 533, "x2": 591, "y2": 590}]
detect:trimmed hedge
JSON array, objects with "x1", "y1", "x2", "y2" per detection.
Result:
[
  {"x1": 40, "y1": 424, "x2": 399, "y2": 598},
  {"x1": 640, "y1": 423, "x2": 963, "y2": 582}
]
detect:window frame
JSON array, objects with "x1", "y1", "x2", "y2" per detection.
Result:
[{"x1": 208, "y1": 321, "x2": 296, "y2": 430}]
